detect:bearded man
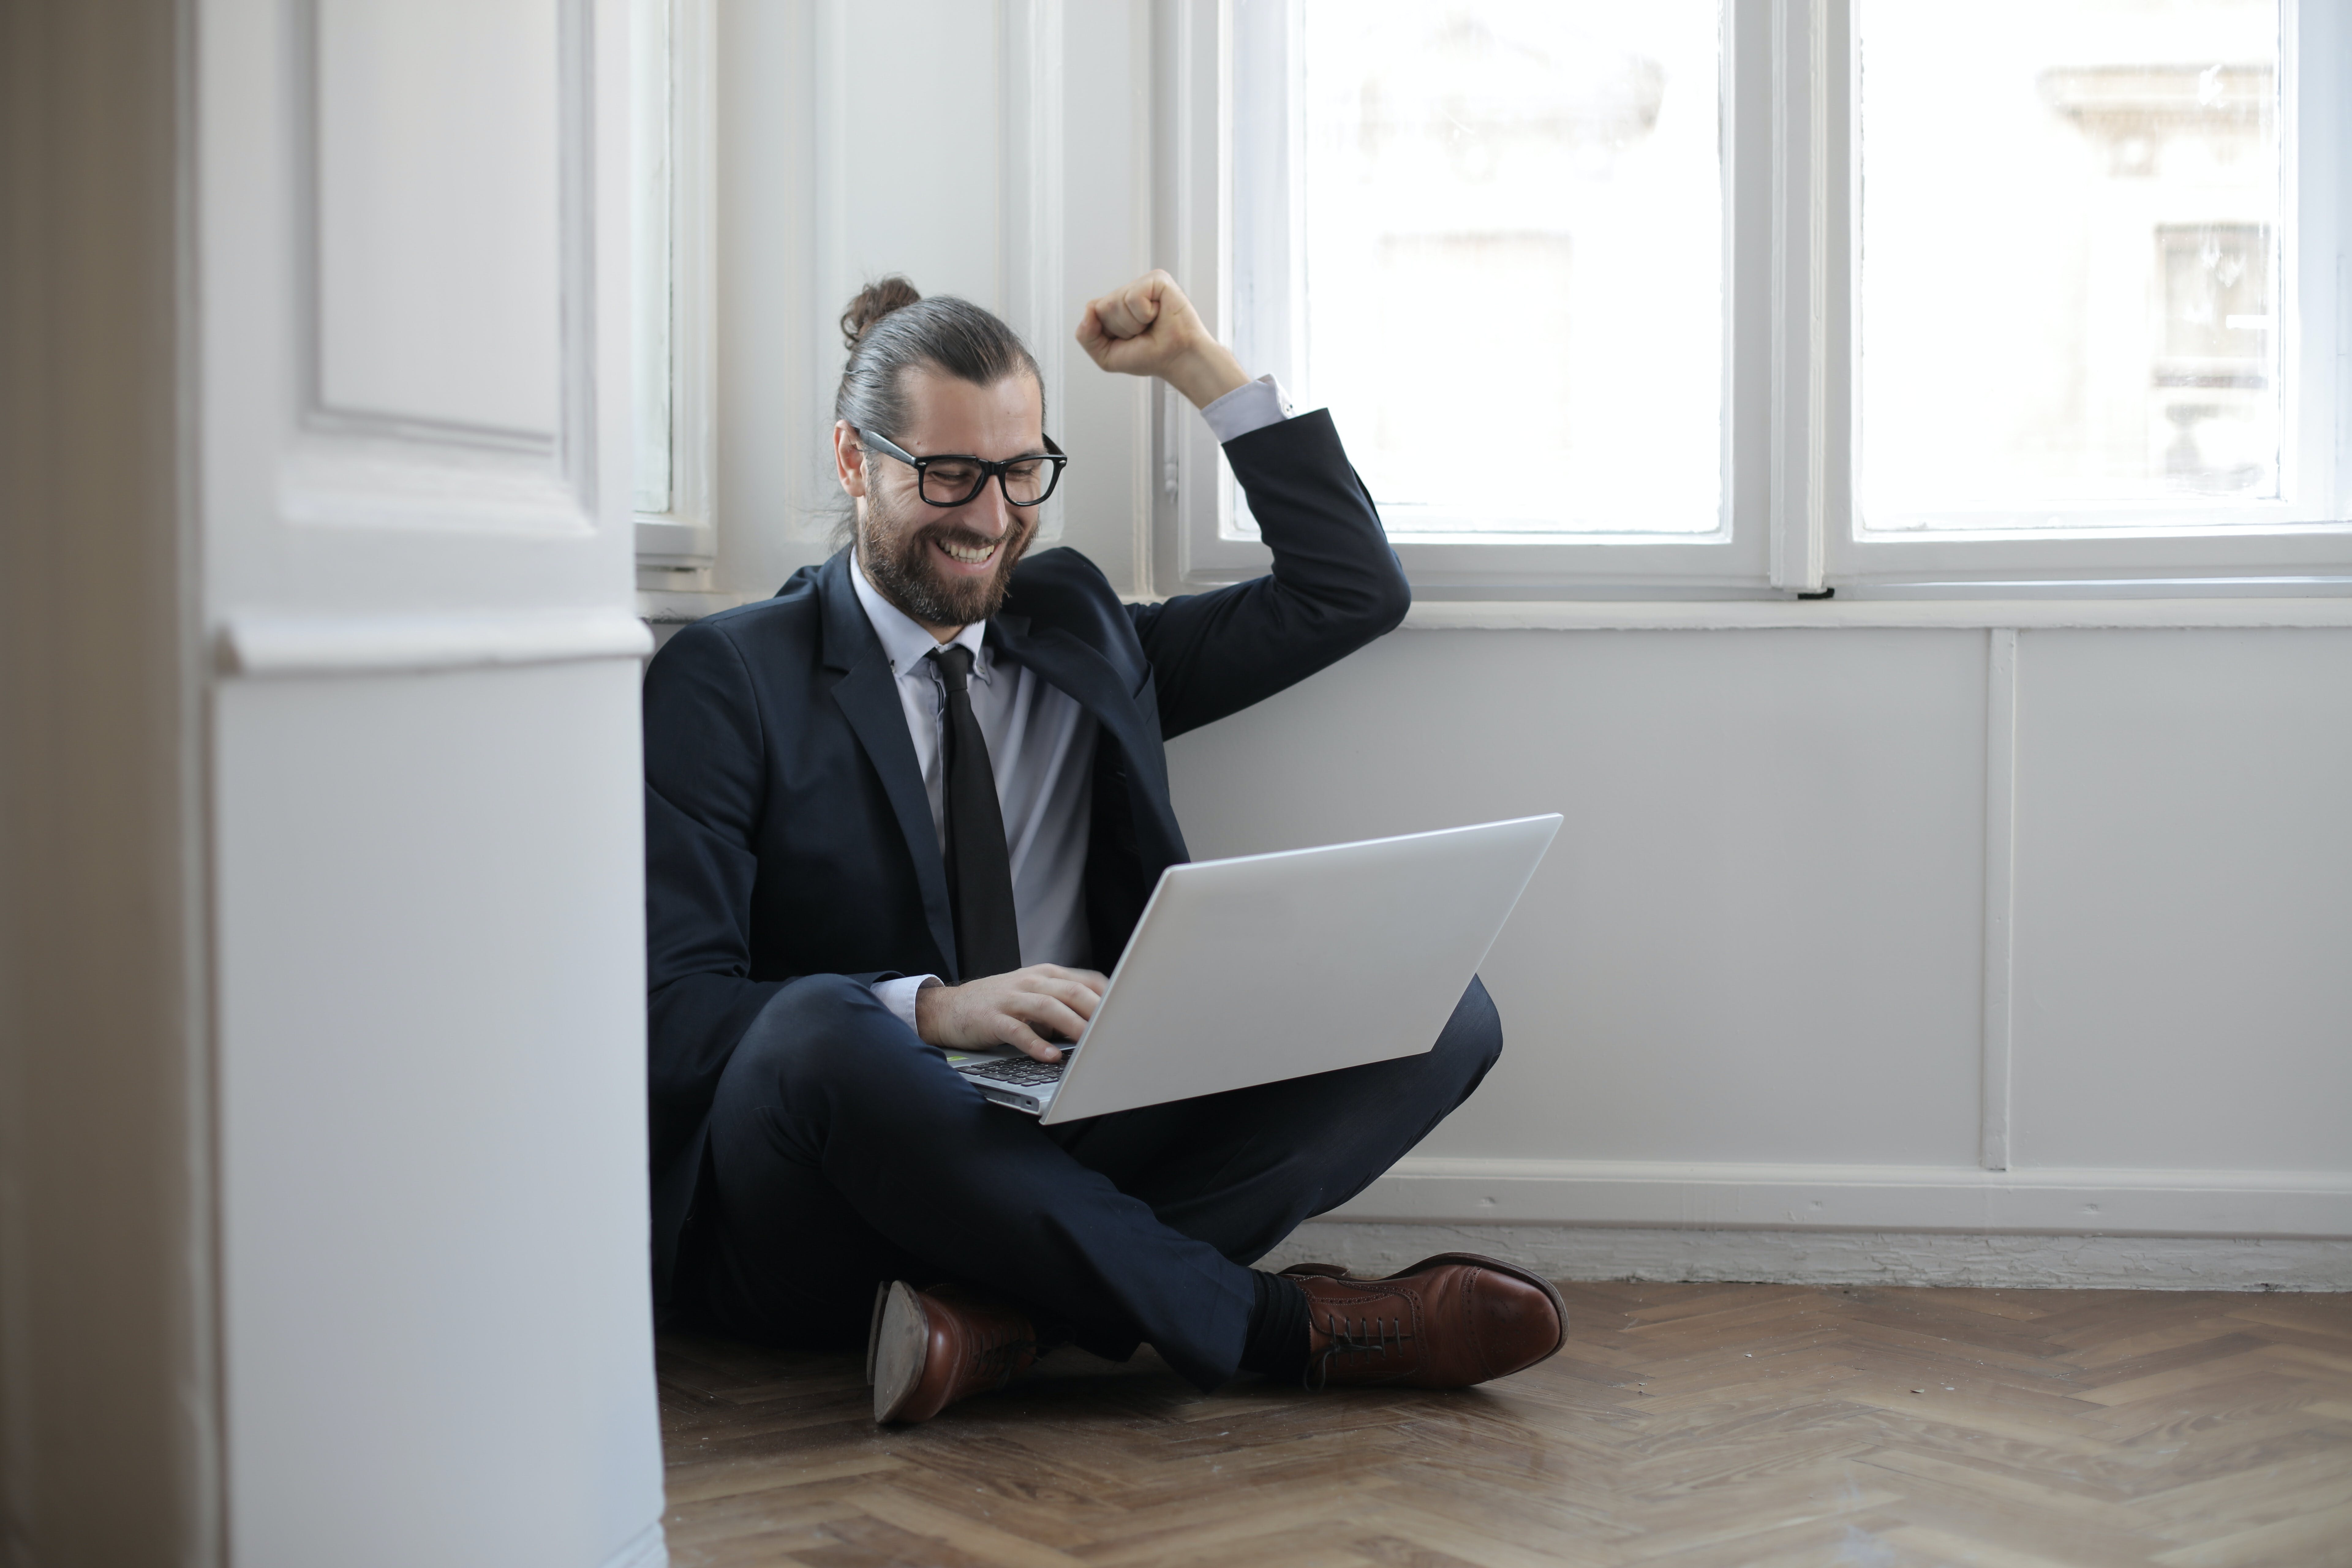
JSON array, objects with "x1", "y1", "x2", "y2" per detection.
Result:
[{"x1": 641, "y1": 270, "x2": 1566, "y2": 1423}]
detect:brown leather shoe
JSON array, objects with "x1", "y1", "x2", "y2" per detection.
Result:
[
  {"x1": 868, "y1": 1280, "x2": 1042, "y2": 1424},
  {"x1": 1281, "y1": 1253, "x2": 1567, "y2": 1390}
]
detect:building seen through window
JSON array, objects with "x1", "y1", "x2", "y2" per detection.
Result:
[
  {"x1": 1280, "y1": 0, "x2": 1724, "y2": 537},
  {"x1": 1860, "y1": 0, "x2": 2283, "y2": 529}
]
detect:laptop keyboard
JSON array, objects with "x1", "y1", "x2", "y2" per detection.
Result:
[{"x1": 960, "y1": 1055, "x2": 1068, "y2": 1087}]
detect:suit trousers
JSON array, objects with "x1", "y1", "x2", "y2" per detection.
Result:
[{"x1": 677, "y1": 971, "x2": 1504, "y2": 1391}]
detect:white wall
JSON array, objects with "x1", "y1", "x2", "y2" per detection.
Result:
[
  {"x1": 7, "y1": 2, "x2": 673, "y2": 1561},
  {"x1": 1179, "y1": 628, "x2": 1993, "y2": 1168},
  {"x1": 1169, "y1": 625, "x2": 2352, "y2": 1254},
  {"x1": 707, "y1": 1, "x2": 2351, "y2": 1285},
  {"x1": 198, "y1": 0, "x2": 667, "y2": 1563},
  {"x1": 2011, "y1": 630, "x2": 2352, "y2": 1172},
  {"x1": 213, "y1": 666, "x2": 659, "y2": 1568}
]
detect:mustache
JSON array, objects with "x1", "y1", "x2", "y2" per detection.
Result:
[{"x1": 910, "y1": 516, "x2": 1033, "y2": 558}]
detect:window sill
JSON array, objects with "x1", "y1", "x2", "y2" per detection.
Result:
[{"x1": 1400, "y1": 595, "x2": 2352, "y2": 632}]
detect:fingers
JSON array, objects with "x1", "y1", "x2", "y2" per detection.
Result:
[
  {"x1": 1001, "y1": 1022, "x2": 1066, "y2": 1064},
  {"x1": 1074, "y1": 298, "x2": 1130, "y2": 373},
  {"x1": 1029, "y1": 964, "x2": 1109, "y2": 1002},
  {"x1": 929, "y1": 966, "x2": 1113, "y2": 1060},
  {"x1": 1093, "y1": 287, "x2": 1156, "y2": 343},
  {"x1": 1080, "y1": 270, "x2": 1177, "y2": 345},
  {"x1": 985, "y1": 968, "x2": 1105, "y2": 1060},
  {"x1": 989, "y1": 1003, "x2": 1080, "y2": 1062},
  {"x1": 1002, "y1": 988, "x2": 1093, "y2": 1044}
]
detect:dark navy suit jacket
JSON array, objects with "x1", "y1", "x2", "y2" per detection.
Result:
[{"x1": 640, "y1": 409, "x2": 1409, "y2": 1298}]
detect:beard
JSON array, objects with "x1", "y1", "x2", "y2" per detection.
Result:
[{"x1": 858, "y1": 484, "x2": 1036, "y2": 629}]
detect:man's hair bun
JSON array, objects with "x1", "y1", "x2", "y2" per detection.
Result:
[{"x1": 840, "y1": 276, "x2": 923, "y2": 350}]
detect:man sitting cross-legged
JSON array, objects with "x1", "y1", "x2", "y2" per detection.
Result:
[{"x1": 643, "y1": 269, "x2": 1567, "y2": 1422}]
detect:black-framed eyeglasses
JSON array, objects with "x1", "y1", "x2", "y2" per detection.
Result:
[{"x1": 856, "y1": 428, "x2": 1068, "y2": 508}]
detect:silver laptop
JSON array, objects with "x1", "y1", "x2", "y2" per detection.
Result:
[{"x1": 942, "y1": 814, "x2": 1561, "y2": 1123}]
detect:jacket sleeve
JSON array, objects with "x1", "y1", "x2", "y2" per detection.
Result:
[
  {"x1": 642, "y1": 619, "x2": 788, "y2": 1173},
  {"x1": 643, "y1": 620, "x2": 905, "y2": 1174},
  {"x1": 1127, "y1": 407, "x2": 1411, "y2": 739}
]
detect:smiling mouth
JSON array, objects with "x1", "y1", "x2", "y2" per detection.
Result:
[{"x1": 936, "y1": 537, "x2": 999, "y2": 567}]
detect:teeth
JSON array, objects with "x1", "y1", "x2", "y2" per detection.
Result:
[{"x1": 940, "y1": 539, "x2": 997, "y2": 565}]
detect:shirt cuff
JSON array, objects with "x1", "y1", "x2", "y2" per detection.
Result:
[
  {"x1": 871, "y1": 974, "x2": 940, "y2": 1034},
  {"x1": 1199, "y1": 374, "x2": 1294, "y2": 444}
]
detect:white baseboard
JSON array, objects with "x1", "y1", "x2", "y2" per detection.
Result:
[
  {"x1": 1328, "y1": 1158, "x2": 2352, "y2": 1239},
  {"x1": 598, "y1": 1521, "x2": 668, "y2": 1568},
  {"x1": 1262, "y1": 1222, "x2": 2352, "y2": 1292}
]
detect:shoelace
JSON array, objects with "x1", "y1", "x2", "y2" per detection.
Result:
[{"x1": 1304, "y1": 1313, "x2": 1414, "y2": 1391}]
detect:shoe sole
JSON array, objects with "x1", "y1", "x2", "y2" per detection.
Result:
[
  {"x1": 865, "y1": 1280, "x2": 893, "y2": 1386},
  {"x1": 870, "y1": 1280, "x2": 932, "y2": 1423}
]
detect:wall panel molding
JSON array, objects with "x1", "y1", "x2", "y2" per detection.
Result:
[
  {"x1": 1330, "y1": 1157, "x2": 2352, "y2": 1239},
  {"x1": 219, "y1": 608, "x2": 652, "y2": 677},
  {"x1": 285, "y1": 0, "x2": 601, "y2": 532},
  {"x1": 1980, "y1": 626, "x2": 2018, "y2": 1170}
]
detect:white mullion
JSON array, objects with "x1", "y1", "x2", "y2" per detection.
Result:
[
  {"x1": 1001, "y1": 0, "x2": 1068, "y2": 543},
  {"x1": 2290, "y1": 0, "x2": 2347, "y2": 523},
  {"x1": 632, "y1": 0, "x2": 716, "y2": 570},
  {"x1": 669, "y1": 0, "x2": 715, "y2": 550},
  {"x1": 1769, "y1": 0, "x2": 1829, "y2": 594},
  {"x1": 1164, "y1": 0, "x2": 1237, "y2": 590}
]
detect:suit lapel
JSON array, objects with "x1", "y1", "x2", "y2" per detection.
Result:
[
  {"x1": 817, "y1": 552, "x2": 960, "y2": 978},
  {"x1": 987, "y1": 615, "x2": 1131, "y2": 736},
  {"x1": 989, "y1": 615, "x2": 1184, "y2": 866}
]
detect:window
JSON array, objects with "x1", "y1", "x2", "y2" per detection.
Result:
[
  {"x1": 1857, "y1": 2, "x2": 2313, "y2": 527},
  {"x1": 1838, "y1": 0, "x2": 2348, "y2": 586},
  {"x1": 631, "y1": 0, "x2": 714, "y2": 575},
  {"x1": 1211, "y1": 0, "x2": 1762, "y2": 594},
  {"x1": 1188, "y1": 0, "x2": 2352, "y2": 599},
  {"x1": 1276, "y1": 2, "x2": 1723, "y2": 538}
]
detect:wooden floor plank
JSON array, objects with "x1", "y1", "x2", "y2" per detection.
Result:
[
  {"x1": 2147, "y1": 1497, "x2": 2352, "y2": 1568},
  {"x1": 658, "y1": 1282, "x2": 2352, "y2": 1568}
]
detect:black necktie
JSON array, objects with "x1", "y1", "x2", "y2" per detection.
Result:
[{"x1": 929, "y1": 645, "x2": 1023, "y2": 980}]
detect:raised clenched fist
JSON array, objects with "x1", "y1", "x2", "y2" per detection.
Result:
[{"x1": 1076, "y1": 270, "x2": 1252, "y2": 411}]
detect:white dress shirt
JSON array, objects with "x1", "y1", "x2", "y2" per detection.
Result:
[{"x1": 864, "y1": 374, "x2": 1296, "y2": 1030}]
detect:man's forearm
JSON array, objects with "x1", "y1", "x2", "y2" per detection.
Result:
[{"x1": 1160, "y1": 341, "x2": 1253, "y2": 411}]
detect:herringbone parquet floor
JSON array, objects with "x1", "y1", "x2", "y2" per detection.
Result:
[{"x1": 657, "y1": 1282, "x2": 2352, "y2": 1567}]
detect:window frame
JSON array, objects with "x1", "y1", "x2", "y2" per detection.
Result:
[
  {"x1": 1827, "y1": 0, "x2": 2352, "y2": 594},
  {"x1": 1176, "y1": 0, "x2": 1781, "y2": 597},
  {"x1": 1170, "y1": 0, "x2": 2352, "y2": 602},
  {"x1": 631, "y1": 0, "x2": 717, "y2": 574}
]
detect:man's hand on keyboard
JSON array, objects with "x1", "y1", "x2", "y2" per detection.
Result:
[{"x1": 914, "y1": 964, "x2": 1108, "y2": 1063}]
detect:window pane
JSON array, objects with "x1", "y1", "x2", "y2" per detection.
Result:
[
  {"x1": 630, "y1": 0, "x2": 674, "y2": 517},
  {"x1": 1291, "y1": 1, "x2": 1724, "y2": 535},
  {"x1": 1857, "y1": 0, "x2": 2284, "y2": 530}
]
